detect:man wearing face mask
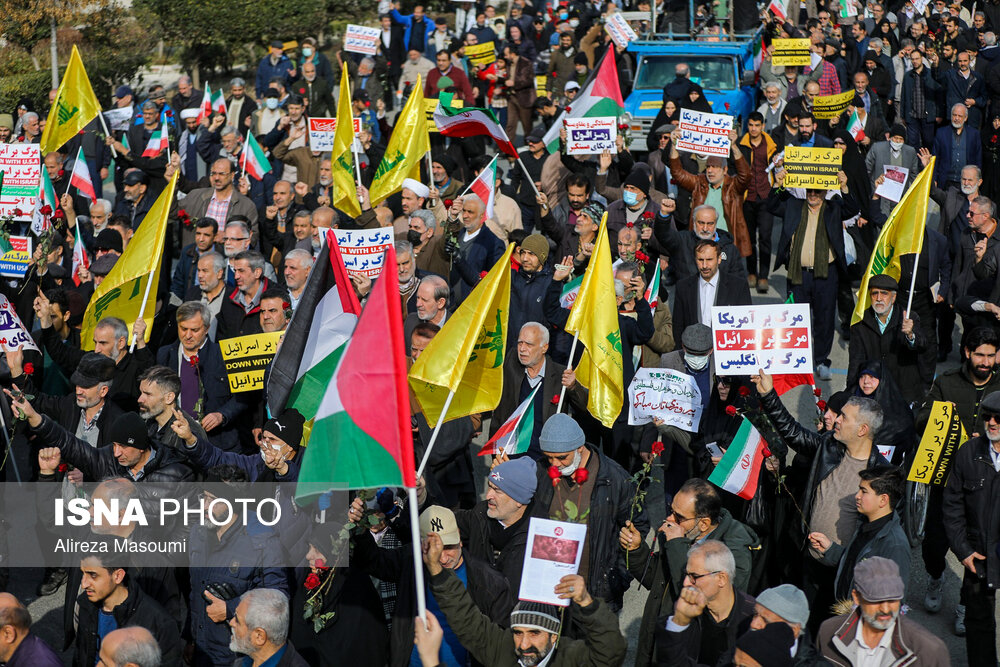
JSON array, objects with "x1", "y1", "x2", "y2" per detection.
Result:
[
  {"x1": 607, "y1": 166, "x2": 658, "y2": 238},
  {"x1": 407, "y1": 209, "x2": 450, "y2": 277},
  {"x1": 251, "y1": 88, "x2": 287, "y2": 136},
  {"x1": 657, "y1": 324, "x2": 715, "y2": 448},
  {"x1": 297, "y1": 36, "x2": 333, "y2": 87},
  {"x1": 865, "y1": 124, "x2": 921, "y2": 218}
]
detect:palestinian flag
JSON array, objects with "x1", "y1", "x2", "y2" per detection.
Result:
[
  {"x1": 31, "y1": 166, "x2": 56, "y2": 235},
  {"x1": 142, "y1": 113, "x2": 169, "y2": 157},
  {"x1": 467, "y1": 155, "x2": 498, "y2": 219},
  {"x1": 542, "y1": 44, "x2": 625, "y2": 153},
  {"x1": 69, "y1": 147, "x2": 97, "y2": 204},
  {"x1": 241, "y1": 131, "x2": 272, "y2": 180},
  {"x1": 478, "y1": 385, "x2": 539, "y2": 457},
  {"x1": 296, "y1": 243, "x2": 416, "y2": 499},
  {"x1": 434, "y1": 94, "x2": 517, "y2": 157},
  {"x1": 266, "y1": 230, "x2": 360, "y2": 421},
  {"x1": 72, "y1": 222, "x2": 89, "y2": 286},
  {"x1": 559, "y1": 275, "x2": 583, "y2": 309},
  {"x1": 708, "y1": 418, "x2": 768, "y2": 499},
  {"x1": 847, "y1": 110, "x2": 864, "y2": 142}
]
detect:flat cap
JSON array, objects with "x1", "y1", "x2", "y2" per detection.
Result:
[{"x1": 681, "y1": 324, "x2": 713, "y2": 355}]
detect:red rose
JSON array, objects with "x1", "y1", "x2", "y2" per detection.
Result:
[
  {"x1": 642, "y1": 211, "x2": 654, "y2": 220},
  {"x1": 52, "y1": 210, "x2": 64, "y2": 220},
  {"x1": 635, "y1": 250, "x2": 649, "y2": 262},
  {"x1": 78, "y1": 129, "x2": 85, "y2": 135},
  {"x1": 189, "y1": 355, "x2": 199, "y2": 367},
  {"x1": 625, "y1": 221, "x2": 634, "y2": 228},
  {"x1": 725, "y1": 405, "x2": 738, "y2": 417},
  {"x1": 565, "y1": 106, "x2": 572, "y2": 112},
  {"x1": 724, "y1": 102, "x2": 730, "y2": 110},
  {"x1": 551, "y1": 72, "x2": 557, "y2": 78},
  {"x1": 57, "y1": 463, "x2": 69, "y2": 473},
  {"x1": 762, "y1": 448, "x2": 772, "y2": 458},
  {"x1": 299, "y1": 88, "x2": 306, "y2": 94},
  {"x1": 550, "y1": 394, "x2": 559, "y2": 405},
  {"x1": 817, "y1": 400, "x2": 828, "y2": 411},
  {"x1": 651, "y1": 441, "x2": 665, "y2": 457},
  {"x1": 443, "y1": 199, "x2": 454, "y2": 208},
  {"x1": 40, "y1": 205, "x2": 52, "y2": 216},
  {"x1": 165, "y1": 109, "x2": 173, "y2": 118},
  {"x1": 479, "y1": 270, "x2": 488, "y2": 279},
  {"x1": 738, "y1": 386, "x2": 750, "y2": 397},
  {"x1": 178, "y1": 208, "x2": 187, "y2": 218},
  {"x1": 57, "y1": 169, "x2": 65, "y2": 178},
  {"x1": 813, "y1": 388, "x2": 822, "y2": 397},
  {"x1": 547, "y1": 465, "x2": 561, "y2": 480},
  {"x1": 23, "y1": 362, "x2": 34, "y2": 375},
  {"x1": 573, "y1": 468, "x2": 589, "y2": 484},
  {"x1": 304, "y1": 573, "x2": 321, "y2": 590}
]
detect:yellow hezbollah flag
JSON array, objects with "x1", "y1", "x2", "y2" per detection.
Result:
[
  {"x1": 369, "y1": 75, "x2": 430, "y2": 205},
  {"x1": 332, "y1": 69, "x2": 361, "y2": 218},
  {"x1": 80, "y1": 172, "x2": 177, "y2": 348},
  {"x1": 41, "y1": 45, "x2": 102, "y2": 155},
  {"x1": 409, "y1": 243, "x2": 514, "y2": 426},
  {"x1": 565, "y1": 213, "x2": 623, "y2": 427},
  {"x1": 851, "y1": 156, "x2": 934, "y2": 325}
]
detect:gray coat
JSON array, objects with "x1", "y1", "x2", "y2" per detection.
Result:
[
  {"x1": 821, "y1": 513, "x2": 911, "y2": 600},
  {"x1": 864, "y1": 141, "x2": 921, "y2": 217}
]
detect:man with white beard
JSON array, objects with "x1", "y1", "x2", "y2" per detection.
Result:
[{"x1": 228, "y1": 589, "x2": 308, "y2": 666}]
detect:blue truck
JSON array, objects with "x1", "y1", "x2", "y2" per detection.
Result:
[{"x1": 622, "y1": 29, "x2": 763, "y2": 152}]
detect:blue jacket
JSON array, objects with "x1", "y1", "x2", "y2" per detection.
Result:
[
  {"x1": 390, "y1": 9, "x2": 436, "y2": 56},
  {"x1": 944, "y1": 68, "x2": 987, "y2": 129},
  {"x1": 932, "y1": 125, "x2": 982, "y2": 187},
  {"x1": 901, "y1": 64, "x2": 943, "y2": 123},
  {"x1": 170, "y1": 242, "x2": 201, "y2": 300},
  {"x1": 450, "y1": 225, "x2": 505, "y2": 305},
  {"x1": 256, "y1": 53, "x2": 295, "y2": 97},
  {"x1": 156, "y1": 339, "x2": 249, "y2": 452}
]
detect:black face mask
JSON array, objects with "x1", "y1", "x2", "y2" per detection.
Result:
[{"x1": 406, "y1": 230, "x2": 423, "y2": 247}]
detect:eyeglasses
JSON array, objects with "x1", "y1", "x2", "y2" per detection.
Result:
[
  {"x1": 683, "y1": 570, "x2": 721, "y2": 583},
  {"x1": 983, "y1": 412, "x2": 1000, "y2": 424}
]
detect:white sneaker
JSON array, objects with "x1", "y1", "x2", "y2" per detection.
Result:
[
  {"x1": 954, "y1": 604, "x2": 966, "y2": 636},
  {"x1": 924, "y1": 577, "x2": 943, "y2": 612}
]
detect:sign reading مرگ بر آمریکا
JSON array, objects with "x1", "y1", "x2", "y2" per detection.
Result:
[
  {"x1": 308, "y1": 117, "x2": 362, "y2": 152},
  {"x1": 344, "y1": 24, "x2": 381, "y2": 55},
  {"x1": 0, "y1": 144, "x2": 40, "y2": 221},
  {"x1": 675, "y1": 109, "x2": 733, "y2": 157},
  {"x1": 220, "y1": 331, "x2": 284, "y2": 392},
  {"x1": 333, "y1": 227, "x2": 395, "y2": 278},
  {"x1": 711, "y1": 303, "x2": 813, "y2": 376}
]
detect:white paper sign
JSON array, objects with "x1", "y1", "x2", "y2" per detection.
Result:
[
  {"x1": 102, "y1": 106, "x2": 134, "y2": 132},
  {"x1": 912, "y1": 0, "x2": 929, "y2": 12},
  {"x1": 604, "y1": 13, "x2": 638, "y2": 48},
  {"x1": 0, "y1": 294, "x2": 38, "y2": 352},
  {"x1": 875, "y1": 165, "x2": 909, "y2": 203},
  {"x1": 676, "y1": 108, "x2": 733, "y2": 157},
  {"x1": 344, "y1": 24, "x2": 381, "y2": 56},
  {"x1": 519, "y1": 518, "x2": 587, "y2": 607},
  {"x1": 878, "y1": 445, "x2": 896, "y2": 462},
  {"x1": 308, "y1": 117, "x2": 362, "y2": 152},
  {"x1": 333, "y1": 227, "x2": 394, "y2": 278},
  {"x1": 0, "y1": 144, "x2": 40, "y2": 222},
  {"x1": 627, "y1": 368, "x2": 703, "y2": 431},
  {"x1": 711, "y1": 304, "x2": 813, "y2": 376},
  {"x1": 565, "y1": 117, "x2": 617, "y2": 155}
]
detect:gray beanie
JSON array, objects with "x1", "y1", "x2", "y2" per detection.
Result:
[
  {"x1": 489, "y1": 457, "x2": 537, "y2": 505},
  {"x1": 510, "y1": 601, "x2": 562, "y2": 633},
  {"x1": 755, "y1": 584, "x2": 810, "y2": 627},
  {"x1": 538, "y1": 414, "x2": 585, "y2": 453}
]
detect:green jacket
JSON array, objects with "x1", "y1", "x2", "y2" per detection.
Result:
[{"x1": 429, "y1": 568, "x2": 627, "y2": 667}]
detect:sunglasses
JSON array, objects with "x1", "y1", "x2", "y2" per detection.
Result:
[{"x1": 983, "y1": 413, "x2": 1000, "y2": 424}]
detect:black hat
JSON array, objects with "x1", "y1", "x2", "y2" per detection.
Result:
[
  {"x1": 432, "y1": 153, "x2": 457, "y2": 174},
  {"x1": 354, "y1": 89, "x2": 371, "y2": 104},
  {"x1": 868, "y1": 274, "x2": 898, "y2": 292},
  {"x1": 827, "y1": 390, "x2": 850, "y2": 414},
  {"x1": 107, "y1": 413, "x2": 150, "y2": 450},
  {"x1": 573, "y1": 52, "x2": 589, "y2": 65},
  {"x1": 263, "y1": 408, "x2": 305, "y2": 449},
  {"x1": 70, "y1": 352, "x2": 116, "y2": 388},
  {"x1": 95, "y1": 229, "x2": 123, "y2": 254},
  {"x1": 263, "y1": 88, "x2": 280, "y2": 99},
  {"x1": 90, "y1": 253, "x2": 119, "y2": 277},
  {"x1": 122, "y1": 170, "x2": 148, "y2": 186},
  {"x1": 623, "y1": 168, "x2": 650, "y2": 197},
  {"x1": 735, "y1": 623, "x2": 795, "y2": 667},
  {"x1": 45, "y1": 262, "x2": 66, "y2": 279},
  {"x1": 981, "y1": 390, "x2": 1000, "y2": 414},
  {"x1": 526, "y1": 127, "x2": 546, "y2": 143},
  {"x1": 824, "y1": 37, "x2": 841, "y2": 50},
  {"x1": 889, "y1": 123, "x2": 906, "y2": 140},
  {"x1": 270, "y1": 39, "x2": 284, "y2": 49},
  {"x1": 863, "y1": 49, "x2": 879, "y2": 63}
]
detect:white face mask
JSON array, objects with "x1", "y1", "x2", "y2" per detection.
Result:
[
  {"x1": 558, "y1": 449, "x2": 583, "y2": 477},
  {"x1": 685, "y1": 353, "x2": 710, "y2": 371},
  {"x1": 302, "y1": 47, "x2": 313, "y2": 57},
  {"x1": 889, "y1": 139, "x2": 903, "y2": 152},
  {"x1": 569, "y1": 19, "x2": 579, "y2": 28}
]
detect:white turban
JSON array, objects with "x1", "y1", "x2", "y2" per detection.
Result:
[
  {"x1": 402, "y1": 178, "x2": 429, "y2": 199},
  {"x1": 179, "y1": 108, "x2": 200, "y2": 120}
]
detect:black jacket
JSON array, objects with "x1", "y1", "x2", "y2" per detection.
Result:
[
  {"x1": 454, "y1": 500, "x2": 532, "y2": 592},
  {"x1": 508, "y1": 265, "x2": 553, "y2": 342},
  {"x1": 916, "y1": 364, "x2": 1000, "y2": 434},
  {"x1": 672, "y1": 270, "x2": 752, "y2": 346},
  {"x1": 449, "y1": 224, "x2": 506, "y2": 305},
  {"x1": 847, "y1": 307, "x2": 926, "y2": 406},
  {"x1": 767, "y1": 190, "x2": 859, "y2": 275},
  {"x1": 217, "y1": 282, "x2": 269, "y2": 340},
  {"x1": 73, "y1": 577, "x2": 182, "y2": 667},
  {"x1": 532, "y1": 445, "x2": 649, "y2": 607},
  {"x1": 944, "y1": 435, "x2": 1000, "y2": 588},
  {"x1": 12, "y1": 371, "x2": 123, "y2": 450},
  {"x1": 654, "y1": 589, "x2": 756, "y2": 667},
  {"x1": 653, "y1": 214, "x2": 745, "y2": 283}
]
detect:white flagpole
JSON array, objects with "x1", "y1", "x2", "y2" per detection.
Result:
[
  {"x1": 241, "y1": 130, "x2": 250, "y2": 180},
  {"x1": 129, "y1": 269, "x2": 156, "y2": 352},
  {"x1": 406, "y1": 486, "x2": 428, "y2": 628},
  {"x1": 905, "y1": 245, "x2": 921, "y2": 318},
  {"x1": 415, "y1": 389, "x2": 456, "y2": 478},
  {"x1": 98, "y1": 111, "x2": 118, "y2": 158},
  {"x1": 557, "y1": 333, "x2": 580, "y2": 412}
]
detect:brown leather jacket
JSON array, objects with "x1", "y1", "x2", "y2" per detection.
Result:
[{"x1": 669, "y1": 154, "x2": 752, "y2": 256}]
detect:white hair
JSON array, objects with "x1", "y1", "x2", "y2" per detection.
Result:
[
  {"x1": 520, "y1": 322, "x2": 550, "y2": 346},
  {"x1": 241, "y1": 588, "x2": 290, "y2": 646},
  {"x1": 689, "y1": 540, "x2": 736, "y2": 581}
]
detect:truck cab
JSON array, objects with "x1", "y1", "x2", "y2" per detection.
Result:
[{"x1": 623, "y1": 32, "x2": 761, "y2": 153}]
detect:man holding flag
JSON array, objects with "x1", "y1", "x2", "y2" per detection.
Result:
[{"x1": 441, "y1": 194, "x2": 504, "y2": 304}]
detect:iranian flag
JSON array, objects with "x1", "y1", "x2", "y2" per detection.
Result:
[
  {"x1": 434, "y1": 94, "x2": 518, "y2": 157},
  {"x1": 478, "y1": 385, "x2": 539, "y2": 457},
  {"x1": 296, "y1": 243, "x2": 416, "y2": 499},
  {"x1": 847, "y1": 110, "x2": 865, "y2": 142},
  {"x1": 767, "y1": 0, "x2": 787, "y2": 22},
  {"x1": 211, "y1": 88, "x2": 227, "y2": 116},
  {"x1": 142, "y1": 113, "x2": 169, "y2": 157},
  {"x1": 542, "y1": 44, "x2": 624, "y2": 153},
  {"x1": 31, "y1": 166, "x2": 56, "y2": 235},
  {"x1": 197, "y1": 83, "x2": 213, "y2": 124},
  {"x1": 708, "y1": 418, "x2": 769, "y2": 500},
  {"x1": 559, "y1": 275, "x2": 583, "y2": 309},
  {"x1": 467, "y1": 155, "x2": 498, "y2": 219},
  {"x1": 69, "y1": 147, "x2": 97, "y2": 204},
  {"x1": 240, "y1": 130, "x2": 272, "y2": 180},
  {"x1": 72, "y1": 223, "x2": 89, "y2": 286}
]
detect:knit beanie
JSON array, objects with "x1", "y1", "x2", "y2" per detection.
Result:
[
  {"x1": 510, "y1": 601, "x2": 562, "y2": 634},
  {"x1": 489, "y1": 457, "x2": 538, "y2": 504},
  {"x1": 519, "y1": 234, "x2": 550, "y2": 265}
]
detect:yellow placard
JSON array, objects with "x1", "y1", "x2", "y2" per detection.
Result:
[
  {"x1": 908, "y1": 401, "x2": 968, "y2": 486},
  {"x1": 783, "y1": 145, "x2": 842, "y2": 190},
  {"x1": 813, "y1": 90, "x2": 855, "y2": 120},
  {"x1": 535, "y1": 75, "x2": 547, "y2": 97},
  {"x1": 425, "y1": 97, "x2": 464, "y2": 133},
  {"x1": 219, "y1": 331, "x2": 284, "y2": 393},
  {"x1": 771, "y1": 38, "x2": 811, "y2": 66},
  {"x1": 466, "y1": 41, "x2": 496, "y2": 66}
]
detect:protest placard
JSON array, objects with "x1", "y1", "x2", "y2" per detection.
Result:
[
  {"x1": 711, "y1": 303, "x2": 813, "y2": 376},
  {"x1": 875, "y1": 165, "x2": 908, "y2": 203},
  {"x1": 535, "y1": 75, "x2": 547, "y2": 97},
  {"x1": 333, "y1": 227, "x2": 394, "y2": 277},
  {"x1": 627, "y1": 368, "x2": 703, "y2": 431},
  {"x1": 219, "y1": 331, "x2": 284, "y2": 392},
  {"x1": 812, "y1": 90, "x2": 854, "y2": 119},
  {"x1": 102, "y1": 106, "x2": 134, "y2": 132},
  {"x1": 840, "y1": 0, "x2": 859, "y2": 17},
  {"x1": 308, "y1": 117, "x2": 362, "y2": 152},
  {"x1": 565, "y1": 117, "x2": 617, "y2": 154},
  {"x1": 465, "y1": 42, "x2": 496, "y2": 66},
  {"x1": 676, "y1": 108, "x2": 733, "y2": 156},
  {"x1": 908, "y1": 401, "x2": 968, "y2": 485},
  {"x1": 0, "y1": 236, "x2": 32, "y2": 279},
  {"x1": 604, "y1": 12, "x2": 638, "y2": 48},
  {"x1": 425, "y1": 98, "x2": 464, "y2": 132},
  {"x1": 783, "y1": 145, "x2": 842, "y2": 190},
  {"x1": 771, "y1": 38, "x2": 811, "y2": 66},
  {"x1": 344, "y1": 24, "x2": 381, "y2": 55},
  {"x1": 0, "y1": 144, "x2": 40, "y2": 221},
  {"x1": 0, "y1": 293, "x2": 38, "y2": 352},
  {"x1": 519, "y1": 518, "x2": 587, "y2": 606}
]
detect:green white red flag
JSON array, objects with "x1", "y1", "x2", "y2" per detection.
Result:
[
  {"x1": 847, "y1": 110, "x2": 865, "y2": 142},
  {"x1": 69, "y1": 147, "x2": 97, "y2": 204},
  {"x1": 708, "y1": 417, "x2": 769, "y2": 499},
  {"x1": 477, "y1": 385, "x2": 539, "y2": 457},
  {"x1": 240, "y1": 130, "x2": 272, "y2": 180},
  {"x1": 467, "y1": 155, "x2": 498, "y2": 220}
]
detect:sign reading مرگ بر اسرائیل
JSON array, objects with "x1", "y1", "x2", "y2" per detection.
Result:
[
  {"x1": 219, "y1": 331, "x2": 284, "y2": 392},
  {"x1": 783, "y1": 146, "x2": 842, "y2": 190}
]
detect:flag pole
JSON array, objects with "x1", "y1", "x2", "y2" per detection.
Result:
[
  {"x1": 241, "y1": 130, "x2": 250, "y2": 180},
  {"x1": 128, "y1": 269, "x2": 156, "y2": 352},
  {"x1": 905, "y1": 246, "x2": 921, "y2": 318},
  {"x1": 515, "y1": 156, "x2": 543, "y2": 200},
  {"x1": 557, "y1": 333, "x2": 580, "y2": 412},
  {"x1": 406, "y1": 486, "x2": 428, "y2": 628},
  {"x1": 97, "y1": 112, "x2": 119, "y2": 158},
  {"x1": 415, "y1": 389, "x2": 456, "y2": 478}
]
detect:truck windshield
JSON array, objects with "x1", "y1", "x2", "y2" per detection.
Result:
[{"x1": 635, "y1": 55, "x2": 737, "y2": 91}]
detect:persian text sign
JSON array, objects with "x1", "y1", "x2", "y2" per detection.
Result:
[
  {"x1": 220, "y1": 332, "x2": 284, "y2": 392},
  {"x1": 0, "y1": 293, "x2": 38, "y2": 352},
  {"x1": 308, "y1": 117, "x2": 362, "y2": 152},
  {"x1": 333, "y1": 227, "x2": 394, "y2": 277},
  {"x1": 812, "y1": 91, "x2": 854, "y2": 119},
  {"x1": 908, "y1": 401, "x2": 968, "y2": 486},
  {"x1": 627, "y1": 368, "x2": 703, "y2": 431},
  {"x1": 605, "y1": 13, "x2": 638, "y2": 48},
  {"x1": 771, "y1": 38, "x2": 811, "y2": 66},
  {"x1": 0, "y1": 236, "x2": 32, "y2": 279},
  {"x1": 344, "y1": 25, "x2": 381, "y2": 55},
  {"x1": 783, "y1": 146, "x2": 842, "y2": 190},
  {"x1": 676, "y1": 109, "x2": 732, "y2": 156},
  {"x1": 565, "y1": 117, "x2": 617, "y2": 154},
  {"x1": 711, "y1": 304, "x2": 813, "y2": 375},
  {"x1": 0, "y1": 144, "x2": 40, "y2": 221}
]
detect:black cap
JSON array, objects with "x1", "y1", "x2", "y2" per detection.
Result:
[
  {"x1": 107, "y1": 413, "x2": 150, "y2": 450},
  {"x1": 263, "y1": 88, "x2": 280, "y2": 99},
  {"x1": 526, "y1": 127, "x2": 546, "y2": 143},
  {"x1": 89, "y1": 253, "x2": 119, "y2": 277},
  {"x1": 981, "y1": 390, "x2": 1000, "y2": 414},
  {"x1": 827, "y1": 390, "x2": 851, "y2": 414},
  {"x1": 889, "y1": 123, "x2": 906, "y2": 140},
  {"x1": 868, "y1": 274, "x2": 898, "y2": 292},
  {"x1": 270, "y1": 39, "x2": 284, "y2": 49},
  {"x1": 95, "y1": 229, "x2": 123, "y2": 254},
  {"x1": 263, "y1": 408, "x2": 305, "y2": 449},
  {"x1": 45, "y1": 262, "x2": 66, "y2": 279},
  {"x1": 354, "y1": 89, "x2": 371, "y2": 104},
  {"x1": 824, "y1": 37, "x2": 841, "y2": 50},
  {"x1": 735, "y1": 623, "x2": 795, "y2": 667},
  {"x1": 123, "y1": 170, "x2": 148, "y2": 186},
  {"x1": 70, "y1": 352, "x2": 116, "y2": 388}
]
